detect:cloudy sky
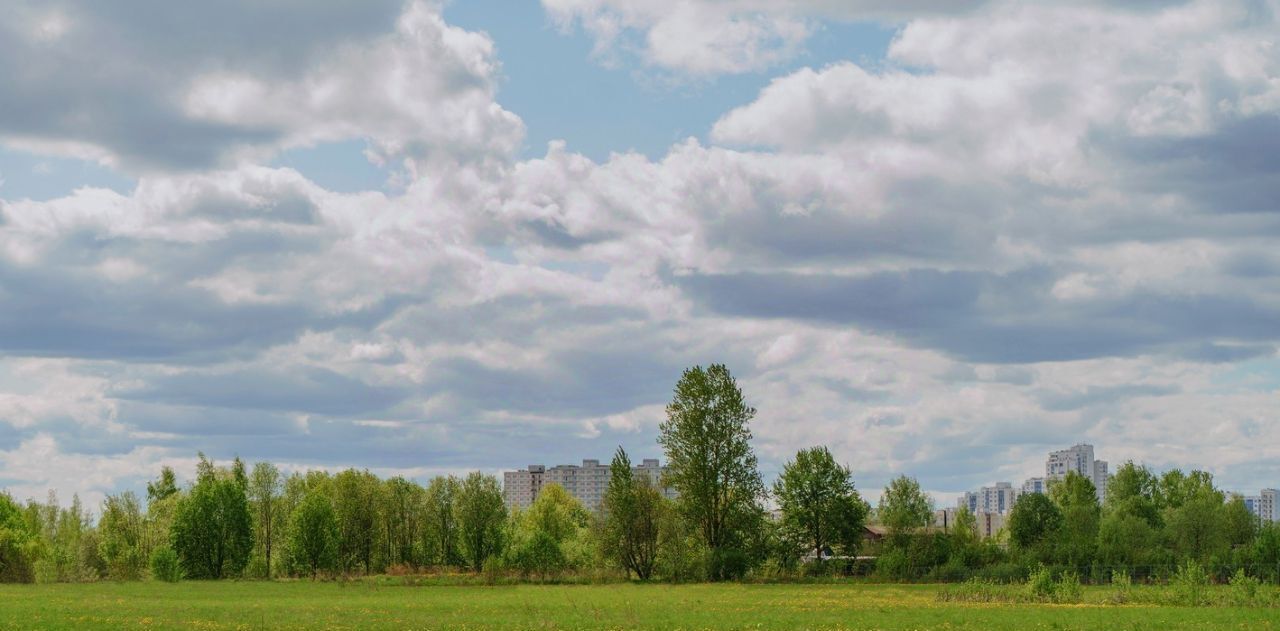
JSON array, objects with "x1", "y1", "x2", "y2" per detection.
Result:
[{"x1": 2, "y1": 0, "x2": 1279, "y2": 508}]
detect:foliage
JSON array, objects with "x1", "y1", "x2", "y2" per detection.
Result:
[
  {"x1": 1007, "y1": 493, "x2": 1062, "y2": 559},
  {"x1": 287, "y1": 492, "x2": 338, "y2": 578},
  {"x1": 0, "y1": 492, "x2": 39, "y2": 583},
  {"x1": 422, "y1": 475, "x2": 461, "y2": 567},
  {"x1": 331, "y1": 469, "x2": 381, "y2": 574},
  {"x1": 1170, "y1": 559, "x2": 1211, "y2": 606},
  {"x1": 457, "y1": 472, "x2": 506, "y2": 572},
  {"x1": 773, "y1": 446, "x2": 868, "y2": 560},
  {"x1": 98, "y1": 492, "x2": 145, "y2": 580},
  {"x1": 877, "y1": 476, "x2": 933, "y2": 548},
  {"x1": 170, "y1": 454, "x2": 254, "y2": 579},
  {"x1": 1048, "y1": 471, "x2": 1100, "y2": 567},
  {"x1": 508, "y1": 483, "x2": 590, "y2": 578},
  {"x1": 601, "y1": 447, "x2": 662, "y2": 580},
  {"x1": 149, "y1": 547, "x2": 182, "y2": 582},
  {"x1": 248, "y1": 462, "x2": 283, "y2": 578},
  {"x1": 659, "y1": 364, "x2": 765, "y2": 580}
]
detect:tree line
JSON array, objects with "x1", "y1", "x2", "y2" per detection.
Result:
[{"x1": 2, "y1": 363, "x2": 1278, "y2": 583}]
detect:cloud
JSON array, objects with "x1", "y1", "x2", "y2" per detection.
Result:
[
  {"x1": 0, "y1": 1, "x2": 522, "y2": 173},
  {"x1": 4, "y1": 0, "x2": 1280, "y2": 507},
  {"x1": 541, "y1": 0, "x2": 990, "y2": 74}
]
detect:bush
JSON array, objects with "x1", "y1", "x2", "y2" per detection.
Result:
[
  {"x1": 936, "y1": 578, "x2": 1006, "y2": 603},
  {"x1": 874, "y1": 549, "x2": 911, "y2": 582},
  {"x1": 1228, "y1": 568, "x2": 1261, "y2": 606},
  {"x1": 1107, "y1": 569, "x2": 1133, "y2": 604},
  {"x1": 1055, "y1": 570, "x2": 1083, "y2": 604},
  {"x1": 971, "y1": 562, "x2": 1026, "y2": 584},
  {"x1": 1169, "y1": 560, "x2": 1210, "y2": 606},
  {"x1": 1026, "y1": 564, "x2": 1055, "y2": 601},
  {"x1": 149, "y1": 547, "x2": 182, "y2": 583},
  {"x1": 927, "y1": 556, "x2": 971, "y2": 582}
]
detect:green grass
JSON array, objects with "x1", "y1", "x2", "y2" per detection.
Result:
[{"x1": 0, "y1": 581, "x2": 1276, "y2": 630}]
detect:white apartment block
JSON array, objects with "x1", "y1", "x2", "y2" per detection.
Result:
[
  {"x1": 1021, "y1": 477, "x2": 1048, "y2": 496},
  {"x1": 1045, "y1": 443, "x2": 1108, "y2": 502},
  {"x1": 503, "y1": 458, "x2": 674, "y2": 512},
  {"x1": 1243, "y1": 489, "x2": 1278, "y2": 523},
  {"x1": 959, "y1": 482, "x2": 1018, "y2": 515}
]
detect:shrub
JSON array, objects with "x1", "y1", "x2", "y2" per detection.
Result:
[
  {"x1": 1026, "y1": 564, "x2": 1055, "y2": 601},
  {"x1": 936, "y1": 578, "x2": 1006, "y2": 603},
  {"x1": 1228, "y1": 568, "x2": 1260, "y2": 606},
  {"x1": 874, "y1": 549, "x2": 911, "y2": 582},
  {"x1": 1169, "y1": 560, "x2": 1210, "y2": 606},
  {"x1": 1054, "y1": 570, "x2": 1083, "y2": 604},
  {"x1": 1107, "y1": 569, "x2": 1133, "y2": 604},
  {"x1": 972, "y1": 562, "x2": 1026, "y2": 584},
  {"x1": 149, "y1": 547, "x2": 182, "y2": 583}
]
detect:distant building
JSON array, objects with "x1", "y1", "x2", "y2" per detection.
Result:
[
  {"x1": 1021, "y1": 477, "x2": 1048, "y2": 496},
  {"x1": 934, "y1": 507, "x2": 1003, "y2": 539},
  {"x1": 1045, "y1": 443, "x2": 1109, "y2": 502},
  {"x1": 1242, "y1": 489, "x2": 1278, "y2": 524},
  {"x1": 503, "y1": 458, "x2": 674, "y2": 511},
  {"x1": 960, "y1": 482, "x2": 1017, "y2": 515}
]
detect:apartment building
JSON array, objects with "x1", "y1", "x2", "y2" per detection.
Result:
[
  {"x1": 503, "y1": 458, "x2": 674, "y2": 511},
  {"x1": 1243, "y1": 488, "x2": 1278, "y2": 523}
]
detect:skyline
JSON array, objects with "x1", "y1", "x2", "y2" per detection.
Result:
[{"x1": 2, "y1": 0, "x2": 1280, "y2": 510}]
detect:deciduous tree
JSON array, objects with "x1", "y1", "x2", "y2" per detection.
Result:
[{"x1": 659, "y1": 364, "x2": 765, "y2": 580}]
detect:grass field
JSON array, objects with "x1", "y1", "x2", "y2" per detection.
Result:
[{"x1": 1, "y1": 581, "x2": 1276, "y2": 630}]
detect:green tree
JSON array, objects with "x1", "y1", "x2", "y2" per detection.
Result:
[
  {"x1": 288, "y1": 492, "x2": 339, "y2": 578},
  {"x1": 422, "y1": 475, "x2": 461, "y2": 567},
  {"x1": 1049, "y1": 472, "x2": 1100, "y2": 567},
  {"x1": 332, "y1": 469, "x2": 381, "y2": 574},
  {"x1": 171, "y1": 454, "x2": 254, "y2": 579},
  {"x1": 248, "y1": 462, "x2": 283, "y2": 578},
  {"x1": 1165, "y1": 488, "x2": 1227, "y2": 564},
  {"x1": 457, "y1": 472, "x2": 506, "y2": 571},
  {"x1": 773, "y1": 446, "x2": 868, "y2": 560},
  {"x1": 0, "y1": 492, "x2": 39, "y2": 583},
  {"x1": 877, "y1": 475, "x2": 933, "y2": 548},
  {"x1": 147, "y1": 467, "x2": 179, "y2": 503},
  {"x1": 98, "y1": 491, "x2": 145, "y2": 580},
  {"x1": 383, "y1": 476, "x2": 423, "y2": 568},
  {"x1": 659, "y1": 364, "x2": 765, "y2": 580},
  {"x1": 1097, "y1": 511, "x2": 1160, "y2": 573},
  {"x1": 1007, "y1": 492, "x2": 1062, "y2": 559},
  {"x1": 509, "y1": 483, "x2": 589, "y2": 577},
  {"x1": 1222, "y1": 494, "x2": 1259, "y2": 549},
  {"x1": 601, "y1": 447, "x2": 663, "y2": 580},
  {"x1": 1104, "y1": 461, "x2": 1161, "y2": 527}
]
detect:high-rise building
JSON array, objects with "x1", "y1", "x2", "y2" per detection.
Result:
[
  {"x1": 1021, "y1": 477, "x2": 1048, "y2": 496},
  {"x1": 503, "y1": 458, "x2": 674, "y2": 511},
  {"x1": 959, "y1": 482, "x2": 1018, "y2": 515},
  {"x1": 1243, "y1": 489, "x2": 1278, "y2": 523},
  {"x1": 1045, "y1": 443, "x2": 1108, "y2": 502}
]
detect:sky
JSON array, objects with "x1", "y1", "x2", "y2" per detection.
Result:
[{"x1": 1, "y1": 0, "x2": 1279, "y2": 510}]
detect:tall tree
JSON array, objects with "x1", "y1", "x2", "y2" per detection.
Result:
[
  {"x1": 248, "y1": 462, "x2": 283, "y2": 577},
  {"x1": 877, "y1": 476, "x2": 933, "y2": 548},
  {"x1": 383, "y1": 477, "x2": 423, "y2": 568},
  {"x1": 602, "y1": 447, "x2": 662, "y2": 580},
  {"x1": 288, "y1": 492, "x2": 338, "y2": 578},
  {"x1": 659, "y1": 364, "x2": 765, "y2": 579},
  {"x1": 1049, "y1": 471, "x2": 1100, "y2": 567},
  {"x1": 774, "y1": 446, "x2": 868, "y2": 560},
  {"x1": 146, "y1": 467, "x2": 179, "y2": 504},
  {"x1": 98, "y1": 491, "x2": 145, "y2": 580},
  {"x1": 1222, "y1": 494, "x2": 1259, "y2": 549},
  {"x1": 422, "y1": 475, "x2": 461, "y2": 567},
  {"x1": 332, "y1": 469, "x2": 381, "y2": 574},
  {"x1": 1104, "y1": 461, "x2": 1161, "y2": 526},
  {"x1": 1008, "y1": 492, "x2": 1063, "y2": 559},
  {"x1": 171, "y1": 454, "x2": 254, "y2": 579},
  {"x1": 0, "y1": 492, "x2": 39, "y2": 583},
  {"x1": 456, "y1": 472, "x2": 506, "y2": 571}
]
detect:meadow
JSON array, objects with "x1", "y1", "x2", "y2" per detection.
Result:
[{"x1": 1, "y1": 581, "x2": 1277, "y2": 630}]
